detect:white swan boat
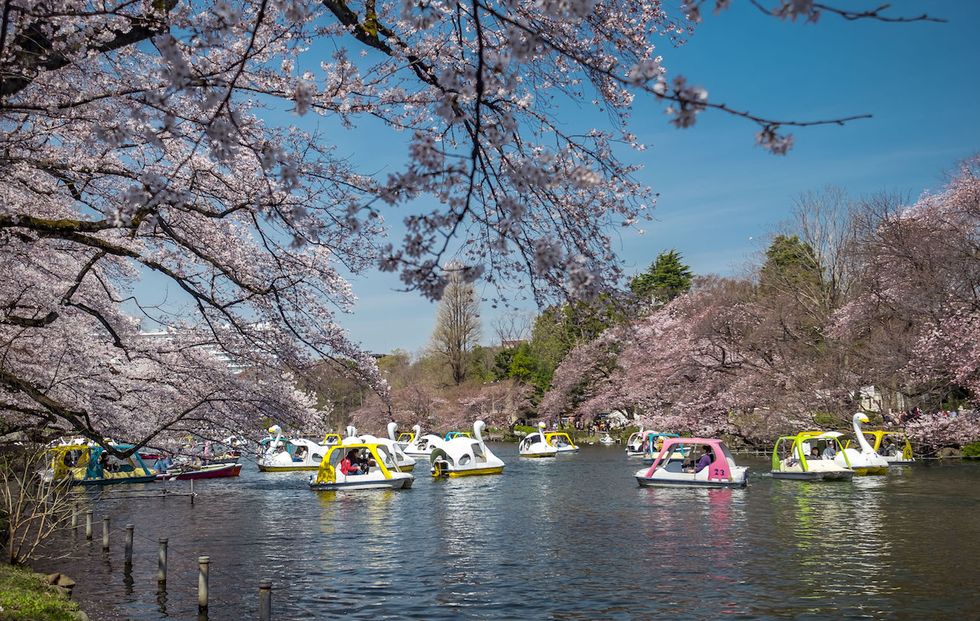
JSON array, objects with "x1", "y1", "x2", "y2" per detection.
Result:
[
  {"x1": 519, "y1": 422, "x2": 559, "y2": 458},
  {"x1": 308, "y1": 442, "x2": 414, "y2": 491},
  {"x1": 857, "y1": 430, "x2": 915, "y2": 465},
  {"x1": 598, "y1": 432, "x2": 616, "y2": 446},
  {"x1": 388, "y1": 423, "x2": 416, "y2": 452},
  {"x1": 835, "y1": 413, "x2": 890, "y2": 476},
  {"x1": 431, "y1": 420, "x2": 505, "y2": 477},
  {"x1": 625, "y1": 428, "x2": 647, "y2": 456},
  {"x1": 403, "y1": 424, "x2": 443, "y2": 458},
  {"x1": 343, "y1": 424, "x2": 416, "y2": 472},
  {"x1": 257, "y1": 426, "x2": 326, "y2": 472}
]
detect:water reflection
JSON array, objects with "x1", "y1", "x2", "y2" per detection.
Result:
[{"x1": 31, "y1": 454, "x2": 980, "y2": 620}]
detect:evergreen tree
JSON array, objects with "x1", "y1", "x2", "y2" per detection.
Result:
[{"x1": 630, "y1": 250, "x2": 694, "y2": 304}]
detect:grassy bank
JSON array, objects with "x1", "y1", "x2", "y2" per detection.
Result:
[{"x1": 0, "y1": 564, "x2": 82, "y2": 621}]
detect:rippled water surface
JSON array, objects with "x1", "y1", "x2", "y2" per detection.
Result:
[{"x1": 38, "y1": 445, "x2": 980, "y2": 620}]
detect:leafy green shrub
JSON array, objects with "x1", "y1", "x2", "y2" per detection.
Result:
[{"x1": 962, "y1": 441, "x2": 980, "y2": 459}]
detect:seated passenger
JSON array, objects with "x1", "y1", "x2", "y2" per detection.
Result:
[
  {"x1": 340, "y1": 450, "x2": 362, "y2": 475},
  {"x1": 810, "y1": 447, "x2": 821, "y2": 460},
  {"x1": 822, "y1": 444, "x2": 837, "y2": 459},
  {"x1": 293, "y1": 446, "x2": 307, "y2": 462},
  {"x1": 694, "y1": 447, "x2": 712, "y2": 473}
]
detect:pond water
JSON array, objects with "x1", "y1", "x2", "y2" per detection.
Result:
[{"x1": 38, "y1": 444, "x2": 980, "y2": 620}]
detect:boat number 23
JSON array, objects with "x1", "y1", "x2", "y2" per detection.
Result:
[{"x1": 711, "y1": 467, "x2": 725, "y2": 478}]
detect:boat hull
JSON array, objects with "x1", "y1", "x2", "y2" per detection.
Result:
[
  {"x1": 76, "y1": 475, "x2": 156, "y2": 486},
  {"x1": 257, "y1": 464, "x2": 319, "y2": 472},
  {"x1": 310, "y1": 478, "x2": 413, "y2": 491},
  {"x1": 519, "y1": 452, "x2": 557, "y2": 458},
  {"x1": 159, "y1": 464, "x2": 242, "y2": 480},
  {"x1": 771, "y1": 470, "x2": 853, "y2": 481},
  {"x1": 433, "y1": 466, "x2": 505, "y2": 477},
  {"x1": 851, "y1": 466, "x2": 890, "y2": 476},
  {"x1": 635, "y1": 475, "x2": 747, "y2": 489}
]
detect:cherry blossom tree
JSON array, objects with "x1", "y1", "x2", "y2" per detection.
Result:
[{"x1": 0, "y1": 0, "x2": 943, "y2": 451}]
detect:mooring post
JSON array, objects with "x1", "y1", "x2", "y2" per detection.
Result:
[
  {"x1": 85, "y1": 510, "x2": 93, "y2": 540},
  {"x1": 198, "y1": 556, "x2": 210, "y2": 611},
  {"x1": 258, "y1": 580, "x2": 272, "y2": 621},
  {"x1": 190, "y1": 478, "x2": 195, "y2": 505},
  {"x1": 124, "y1": 524, "x2": 134, "y2": 564},
  {"x1": 157, "y1": 538, "x2": 168, "y2": 583},
  {"x1": 102, "y1": 516, "x2": 110, "y2": 551},
  {"x1": 71, "y1": 504, "x2": 78, "y2": 530}
]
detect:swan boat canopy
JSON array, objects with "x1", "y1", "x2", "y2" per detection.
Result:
[
  {"x1": 543, "y1": 431, "x2": 579, "y2": 453},
  {"x1": 444, "y1": 431, "x2": 472, "y2": 441},
  {"x1": 403, "y1": 424, "x2": 443, "y2": 458},
  {"x1": 257, "y1": 426, "x2": 326, "y2": 472},
  {"x1": 343, "y1": 424, "x2": 416, "y2": 472},
  {"x1": 322, "y1": 433, "x2": 343, "y2": 447},
  {"x1": 635, "y1": 438, "x2": 749, "y2": 488},
  {"x1": 431, "y1": 421, "x2": 505, "y2": 477},
  {"x1": 46, "y1": 441, "x2": 156, "y2": 486},
  {"x1": 638, "y1": 432, "x2": 684, "y2": 463},
  {"x1": 771, "y1": 432, "x2": 854, "y2": 481},
  {"x1": 849, "y1": 430, "x2": 914, "y2": 465},
  {"x1": 309, "y1": 443, "x2": 414, "y2": 491},
  {"x1": 835, "y1": 413, "x2": 890, "y2": 476},
  {"x1": 519, "y1": 422, "x2": 559, "y2": 458}
]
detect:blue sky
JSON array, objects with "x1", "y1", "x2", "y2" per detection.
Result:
[
  {"x1": 137, "y1": 1, "x2": 980, "y2": 355},
  {"x1": 345, "y1": 1, "x2": 979, "y2": 354}
]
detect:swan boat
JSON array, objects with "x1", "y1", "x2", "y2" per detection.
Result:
[
  {"x1": 343, "y1": 424, "x2": 416, "y2": 472},
  {"x1": 638, "y1": 432, "x2": 685, "y2": 463},
  {"x1": 45, "y1": 440, "x2": 156, "y2": 486},
  {"x1": 431, "y1": 420, "x2": 505, "y2": 477},
  {"x1": 403, "y1": 424, "x2": 444, "y2": 458},
  {"x1": 519, "y1": 422, "x2": 559, "y2": 458},
  {"x1": 625, "y1": 428, "x2": 647, "y2": 456},
  {"x1": 835, "y1": 413, "x2": 890, "y2": 476},
  {"x1": 257, "y1": 426, "x2": 326, "y2": 472},
  {"x1": 389, "y1": 425, "x2": 416, "y2": 451},
  {"x1": 853, "y1": 430, "x2": 914, "y2": 465},
  {"x1": 598, "y1": 432, "x2": 616, "y2": 446},
  {"x1": 309, "y1": 442, "x2": 414, "y2": 491},
  {"x1": 635, "y1": 437, "x2": 749, "y2": 488},
  {"x1": 543, "y1": 431, "x2": 579, "y2": 453},
  {"x1": 771, "y1": 432, "x2": 854, "y2": 481}
]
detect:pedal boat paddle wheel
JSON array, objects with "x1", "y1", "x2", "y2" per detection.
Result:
[
  {"x1": 309, "y1": 443, "x2": 414, "y2": 491},
  {"x1": 519, "y1": 422, "x2": 559, "y2": 458},
  {"x1": 834, "y1": 413, "x2": 890, "y2": 476},
  {"x1": 771, "y1": 432, "x2": 854, "y2": 481},
  {"x1": 635, "y1": 437, "x2": 748, "y2": 488},
  {"x1": 257, "y1": 425, "x2": 325, "y2": 472},
  {"x1": 543, "y1": 431, "x2": 580, "y2": 453},
  {"x1": 46, "y1": 440, "x2": 156, "y2": 486},
  {"x1": 430, "y1": 421, "x2": 505, "y2": 477}
]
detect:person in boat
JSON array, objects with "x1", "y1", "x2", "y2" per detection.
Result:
[
  {"x1": 154, "y1": 453, "x2": 173, "y2": 473},
  {"x1": 880, "y1": 436, "x2": 896, "y2": 456},
  {"x1": 340, "y1": 449, "x2": 362, "y2": 475},
  {"x1": 810, "y1": 447, "x2": 821, "y2": 460},
  {"x1": 688, "y1": 446, "x2": 712, "y2": 473},
  {"x1": 294, "y1": 445, "x2": 307, "y2": 462},
  {"x1": 821, "y1": 443, "x2": 836, "y2": 460}
]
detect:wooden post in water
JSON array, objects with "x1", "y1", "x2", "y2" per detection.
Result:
[
  {"x1": 258, "y1": 580, "x2": 272, "y2": 621},
  {"x1": 157, "y1": 538, "x2": 168, "y2": 583},
  {"x1": 85, "y1": 510, "x2": 93, "y2": 540},
  {"x1": 198, "y1": 556, "x2": 210, "y2": 612},
  {"x1": 124, "y1": 524, "x2": 134, "y2": 564},
  {"x1": 71, "y1": 504, "x2": 78, "y2": 530},
  {"x1": 102, "y1": 516, "x2": 110, "y2": 551},
  {"x1": 190, "y1": 478, "x2": 195, "y2": 505}
]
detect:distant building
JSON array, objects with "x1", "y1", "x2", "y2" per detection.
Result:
[{"x1": 500, "y1": 339, "x2": 527, "y2": 349}]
